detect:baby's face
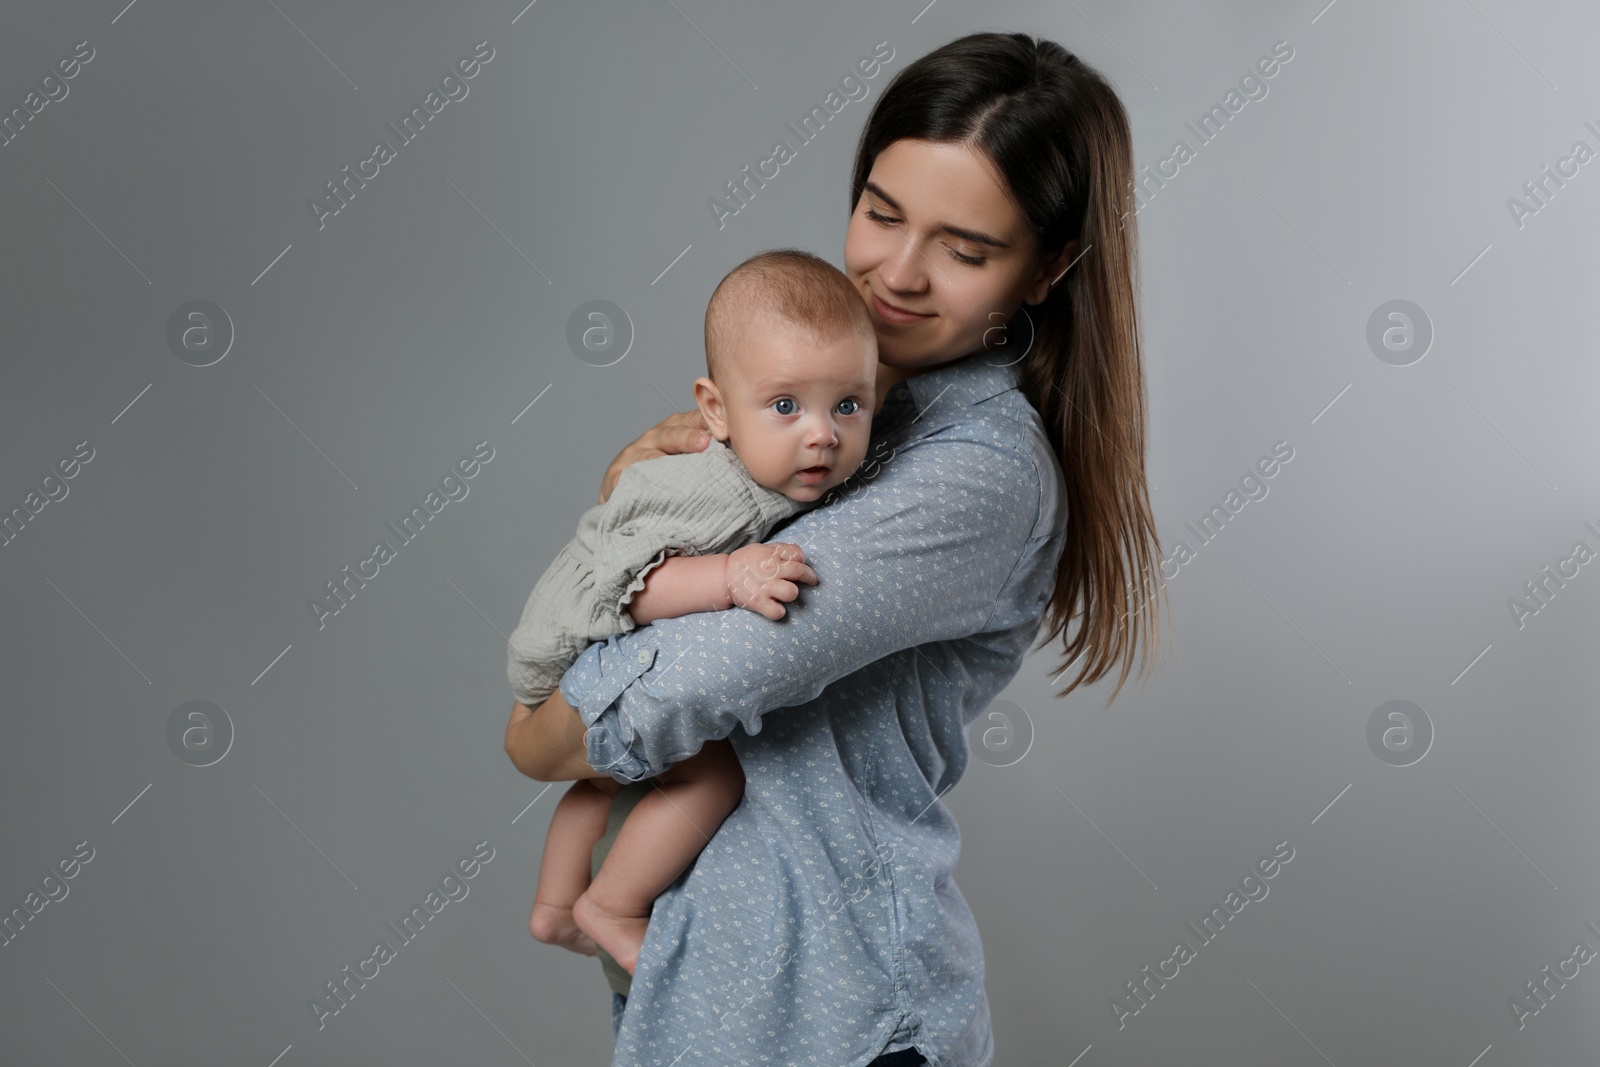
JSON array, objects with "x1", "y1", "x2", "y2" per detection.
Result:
[{"x1": 714, "y1": 324, "x2": 878, "y2": 503}]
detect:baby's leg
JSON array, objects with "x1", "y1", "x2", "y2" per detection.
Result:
[
  {"x1": 573, "y1": 739, "x2": 745, "y2": 974},
  {"x1": 530, "y1": 779, "x2": 620, "y2": 955}
]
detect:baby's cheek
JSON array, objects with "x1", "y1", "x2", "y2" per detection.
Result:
[{"x1": 848, "y1": 439, "x2": 874, "y2": 479}]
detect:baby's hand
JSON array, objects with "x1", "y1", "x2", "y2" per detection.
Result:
[{"x1": 725, "y1": 543, "x2": 818, "y2": 620}]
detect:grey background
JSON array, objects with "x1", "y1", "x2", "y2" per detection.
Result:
[{"x1": 2, "y1": 1, "x2": 1596, "y2": 1064}]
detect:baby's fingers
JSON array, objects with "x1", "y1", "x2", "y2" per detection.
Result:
[
  {"x1": 769, "y1": 542, "x2": 807, "y2": 564},
  {"x1": 777, "y1": 560, "x2": 818, "y2": 586},
  {"x1": 769, "y1": 579, "x2": 802, "y2": 605}
]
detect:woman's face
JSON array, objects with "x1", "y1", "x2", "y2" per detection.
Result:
[{"x1": 843, "y1": 137, "x2": 1075, "y2": 374}]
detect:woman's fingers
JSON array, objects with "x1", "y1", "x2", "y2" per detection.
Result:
[
  {"x1": 598, "y1": 410, "x2": 712, "y2": 503},
  {"x1": 649, "y1": 408, "x2": 712, "y2": 453}
]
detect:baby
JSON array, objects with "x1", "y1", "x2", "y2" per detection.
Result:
[{"x1": 507, "y1": 248, "x2": 878, "y2": 974}]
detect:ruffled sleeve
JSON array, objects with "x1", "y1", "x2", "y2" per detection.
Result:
[{"x1": 586, "y1": 440, "x2": 806, "y2": 634}]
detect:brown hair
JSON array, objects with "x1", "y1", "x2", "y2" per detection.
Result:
[
  {"x1": 704, "y1": 248, "x2": 875, "y2": 384},
  {"x1": 850, "y1": 33, "x2": 1166, "y2": 704}
]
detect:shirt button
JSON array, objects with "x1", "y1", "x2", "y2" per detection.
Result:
[
  {"x1": 891, "y1": 383, "x2": 909, "y2": 399},
  {"x1": 637, "y1": 649, "x2": 651, "y2": 665}
]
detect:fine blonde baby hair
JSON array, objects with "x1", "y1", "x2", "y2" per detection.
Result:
[{"x1": 703, "y1": 248, "x2": 874, "y2": 384}]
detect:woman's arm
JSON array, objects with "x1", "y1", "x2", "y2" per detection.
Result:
[
  {"x1": 509, "y1": 539, "x2": 823, "y2": 780},
  {"x1": 549, "y1": 430, "x2": 1048, "y2": 783},
  {"x1": 505, "y1": 695, "x2": 607, "y2": 781}
]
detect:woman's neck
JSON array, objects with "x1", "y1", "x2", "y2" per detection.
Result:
[{"x1": 873, "y1": 349, "x2": 983, "y2": 414}]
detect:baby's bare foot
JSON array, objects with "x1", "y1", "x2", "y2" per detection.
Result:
[
  {"x1": 572, "y1": 892, "x2": 649, "y2": 975},
  {"x1": 529, "y1": 900, "x2": 599, "y2": 956}
]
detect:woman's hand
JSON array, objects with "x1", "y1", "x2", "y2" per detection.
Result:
[{"x1": 599, "y1": 409, "x2": 712, "y2": 504}]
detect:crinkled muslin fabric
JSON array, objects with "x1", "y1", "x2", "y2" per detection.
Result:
[{"x1": 507, "y1": 435, "x2": 807, "y2": 706}]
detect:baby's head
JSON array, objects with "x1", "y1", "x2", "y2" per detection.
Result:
[{"x1": 694, "y1": 249, "x2": 878, "y2": 503}]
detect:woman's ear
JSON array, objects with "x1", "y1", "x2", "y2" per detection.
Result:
[
  {"x1": 692, "y1": 377, "x2": 731, "y2": 440},
  {"x1": 1025, "y1": 238, "x2": 1081, "y2": 305}
]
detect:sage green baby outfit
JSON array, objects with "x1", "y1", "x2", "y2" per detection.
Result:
[{"x1": 507, "y1": 436, "x2": 810, "y2": 707}]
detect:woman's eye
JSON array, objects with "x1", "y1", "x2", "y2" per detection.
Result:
[
  {"x1": 772, "y1": 398, "x2": 797, "y2": 415},
  {"x1": 836, "y1": 398, "x2": 861, "y2": 415},
  {"x1": 867, "y1": 207, "x2": 983, "y2": 265}
]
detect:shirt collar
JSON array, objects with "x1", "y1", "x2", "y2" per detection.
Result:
[{"x1": 888, "y1": 349, "x2": 1025, "y2": 432}]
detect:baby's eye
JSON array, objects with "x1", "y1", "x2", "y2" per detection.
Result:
[
  {"x1": 772, "y1": 398, "x2": 797, "y2": 415},
  {"x1": 836, "y1": 398, "x2": 861, "y2": 415}
]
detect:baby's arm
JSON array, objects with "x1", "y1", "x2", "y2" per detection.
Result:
[
  {"x1": 625, "y1": 555, "x2": 732, "y2": 623},
  {"x1": 625, "y1": 543, "x2": 818, "y2": 625}
]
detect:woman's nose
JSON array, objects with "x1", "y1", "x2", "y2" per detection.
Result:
[{"x1": 877, "y1": 233, "x2": 928, "y2": 293}]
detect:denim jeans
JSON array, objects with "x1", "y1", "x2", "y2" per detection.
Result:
[{"x1": 610, "y1": 993, "x2": 927, "y2": 1064}]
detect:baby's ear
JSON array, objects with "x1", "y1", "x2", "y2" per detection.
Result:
[{"x1": 692, "y1": 376, "x2": 730, "y2": 439}]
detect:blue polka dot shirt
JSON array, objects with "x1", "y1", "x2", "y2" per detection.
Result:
[{"x1": 558, "y1": 349, "x2": 1068, "y2": 1066}]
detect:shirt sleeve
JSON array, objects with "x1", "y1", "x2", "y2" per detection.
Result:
[{"x1": 557, "y1": 426, "x2": 1046, "y2": 782}]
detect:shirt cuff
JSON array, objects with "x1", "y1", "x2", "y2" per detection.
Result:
[{"x1": 557, "y1": 633, "x2": 660, "y2": 784}]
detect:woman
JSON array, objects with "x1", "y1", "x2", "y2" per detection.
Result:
[{"x1": 505, "y1": 31, "x2": 1165, "y2": 1066}]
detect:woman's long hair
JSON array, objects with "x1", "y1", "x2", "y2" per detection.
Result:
[{"x1": 850, "y1": 32, "x2": 1166, "y2": 704}]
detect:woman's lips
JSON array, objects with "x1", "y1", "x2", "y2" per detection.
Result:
[{"x1": 871, "y1": 291, "x2": 933, "y2": 325}]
